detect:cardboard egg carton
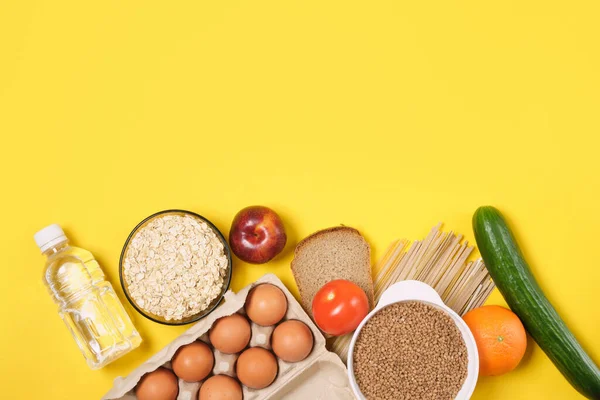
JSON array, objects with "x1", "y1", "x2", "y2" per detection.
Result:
[{"x1": 103, "y1": 274, "x2": 356, "y2": 400}]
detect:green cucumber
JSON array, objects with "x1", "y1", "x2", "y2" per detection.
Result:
[{"x1": 473, "y1": 206, "x2": 600, "y2": 399}]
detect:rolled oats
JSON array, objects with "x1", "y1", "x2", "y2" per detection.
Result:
[{"x1": 123, "y1": 214, "x2": 229, "y2": 321}]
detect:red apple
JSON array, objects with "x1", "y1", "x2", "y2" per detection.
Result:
[{"x1": 229, "y1": 206, "x2": 287, "y2": 264}]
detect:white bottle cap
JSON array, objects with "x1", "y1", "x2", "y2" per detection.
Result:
[{"x1": 34, "y1": 224, "x2": 68, "y2": 253}]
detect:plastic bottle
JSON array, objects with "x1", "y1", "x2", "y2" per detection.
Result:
[{"x1": 34, "y1": 224, "x2": 142, "y2": 369}]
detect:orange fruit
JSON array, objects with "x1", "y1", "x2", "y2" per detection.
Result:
[{"x1": 462, "y1": 305, "x2": 527, "y2": 376}]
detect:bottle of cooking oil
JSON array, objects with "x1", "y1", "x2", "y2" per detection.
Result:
[{"x1": 35, "y1": 224, "x2": 141, "y2": 369}]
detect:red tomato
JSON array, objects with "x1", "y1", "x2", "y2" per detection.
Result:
[{"x1": 312, "y1": 279, "x2": 370, "y2": 336}]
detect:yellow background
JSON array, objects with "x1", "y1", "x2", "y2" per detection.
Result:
[{"x1": 1, "y1": 1, "x2": 599, "y2": 399}]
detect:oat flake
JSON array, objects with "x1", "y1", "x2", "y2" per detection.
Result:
[{"x1": 123, "y1": 214, "x2": 228, "y2": 321}]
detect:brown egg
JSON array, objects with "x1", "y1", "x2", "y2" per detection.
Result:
[
  {"x1": 209, "y1": 313, "x2": 251, "y2": 354},
  {"x1": 198, "y1": 375, "x2": 243, "y2": 400},
  {"x1": 245, "y1": 284, "x2": 288, "y2": 326},
  {"x1": 172, "y1": 341, "x2": 214, "y2": 382},
  {"x1": 135, "y1": 367, "x2": 178, "y2": 400},
  {"x1": 236, "y1": 347, "x2": 278, "y2": 389},
  {"x1": 271, "y1": 320, "x2": 314, "y2": 362}
]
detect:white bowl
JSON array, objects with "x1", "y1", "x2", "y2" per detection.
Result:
[{"x1": 347, "y1": 280, "x2": 479, "y2": 400}]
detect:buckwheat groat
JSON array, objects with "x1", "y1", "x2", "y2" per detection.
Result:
[{"x1": 353, "y1": 301, "x2": 468, "y2": 400}]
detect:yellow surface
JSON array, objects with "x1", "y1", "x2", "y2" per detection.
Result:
[{"x1": 1, "y1": 1, "x2": 599, "y2": 399}]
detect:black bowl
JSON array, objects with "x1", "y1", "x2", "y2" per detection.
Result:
[{"x1": 119, "y1": 209, "x2": 232, "y2": 325}]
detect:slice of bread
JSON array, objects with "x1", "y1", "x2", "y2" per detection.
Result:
[{"x1": 291, "y1": 226, "x2": 374, "y2": 317}]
